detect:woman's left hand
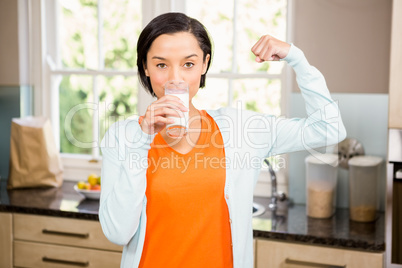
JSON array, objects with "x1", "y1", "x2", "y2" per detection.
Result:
[{"x1": 251, "y1": 35, "x2": 291, "y2": 62}]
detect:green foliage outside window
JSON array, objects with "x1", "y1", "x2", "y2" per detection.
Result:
[{"x1": 59, "y1": 0, "x2": 141, "y2": 154}]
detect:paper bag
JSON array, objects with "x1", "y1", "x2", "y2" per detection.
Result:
[{"x1": 7, "y1": 116, "x2": 63, "y2": 189}]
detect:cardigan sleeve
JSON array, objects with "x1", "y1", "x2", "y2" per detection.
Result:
[
  {"x1": 99, "y1": 118, "x2": 154, "y2": 246},
  {"x1": 270, "y1": 44, "x2": 347, "y2": 156}
]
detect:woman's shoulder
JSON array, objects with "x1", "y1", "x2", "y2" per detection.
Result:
[
  {"x1": 206, "y1": 107, "x2": 269, "y2": 120},
  {"x1": 101, "y1": 115, "x2": 144, "y2": 145},
  {"x1": 108, "y1": 115, "x2": 141, "y2": 133},
  {"x1": 206, "y1": 107, "x2": 237, "y2": 118}
]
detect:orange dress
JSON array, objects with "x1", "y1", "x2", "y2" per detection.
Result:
[{"x1": 138, "y1": 110, "x2": 233, "y2": 268}]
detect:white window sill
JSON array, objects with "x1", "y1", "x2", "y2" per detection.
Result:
[{"x1": 61, "y1": 154, "x2": 102, "y2": 182}]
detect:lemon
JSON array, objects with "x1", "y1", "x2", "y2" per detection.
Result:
[
  {"x1": 88, "y1": 173, "x2": 98, "y2": 180},
  {"x1": 77, "y1": 181, "x2": 88, "y2": 190},
  {"x1": 87, "y1": 173, "x2": 99, "y2": 186}
]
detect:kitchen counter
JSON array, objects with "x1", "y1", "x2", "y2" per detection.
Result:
[
  {"x1": 253, "y1": 196, "x2": 385, "y2": 252},
  {"x1": 0, "y1": 180, "x2": 385, "y2": 252}
]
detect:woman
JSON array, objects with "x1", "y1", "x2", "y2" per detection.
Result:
[{"x1": 100, "y1": 12, "x2": 346, "y2": 268}]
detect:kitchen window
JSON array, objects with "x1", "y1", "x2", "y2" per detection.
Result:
[{"x1": 34, "y1": 0, "x2": 289, "y2": 180}]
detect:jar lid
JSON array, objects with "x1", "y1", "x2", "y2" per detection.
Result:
[
  {"x1": 348, "y1": 156, "x2": 383, "y2": 167},
  {"x1": 305, "y1": 154, "x2": 339, "y2": 166}
]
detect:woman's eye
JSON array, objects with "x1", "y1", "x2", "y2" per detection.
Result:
[
  {"x1": 184, "y1": 62, "x2": 194, "y2": 68},
  {"x1": 157, "y1": 63, "x2": 167, "y2": 69}
]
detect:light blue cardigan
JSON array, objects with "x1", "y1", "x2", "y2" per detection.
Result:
[{"x1": 99, "y1": 44, "x2": 347, "y2": 268}]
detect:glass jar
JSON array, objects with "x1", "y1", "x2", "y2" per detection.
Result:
[
  {"x1": 348, "y1": 156, "x2": 383, "y2": 222},
  {"x1": 305, "y1": 154, "x2": 339, "y2": 218}
]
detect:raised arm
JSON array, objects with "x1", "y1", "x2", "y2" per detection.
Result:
[{"x1": 248, "y1": 35, "x2": 346, "y2": 157}]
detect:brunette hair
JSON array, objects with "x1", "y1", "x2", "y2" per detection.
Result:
[{"x1": 136, "y1": 12, "x2": 213, "y2": 97}]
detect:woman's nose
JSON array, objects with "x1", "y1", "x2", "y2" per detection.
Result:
[{"x1": 168, "y1": 67, "x2": 182, "y2": 81}]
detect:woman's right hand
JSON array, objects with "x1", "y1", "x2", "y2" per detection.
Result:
[{"x1": 140, "y1": 95, "x2": 189, "y2": 135}]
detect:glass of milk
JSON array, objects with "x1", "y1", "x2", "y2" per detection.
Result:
[{"x1": 164, "y1": 80, "x2": 189, "y2": 138}]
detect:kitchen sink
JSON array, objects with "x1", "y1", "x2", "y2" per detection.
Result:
[{"x1": 252, "y1": 202, "x2": 266, "y2": 217}]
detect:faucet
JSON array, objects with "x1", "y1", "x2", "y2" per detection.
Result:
[{"x1": 264, "y1": 159, "x2": 287, "y2": 211}]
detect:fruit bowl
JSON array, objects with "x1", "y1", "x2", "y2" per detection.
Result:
[{"x1": 74, "y1": 185, "x2": 101, "y2": 200}]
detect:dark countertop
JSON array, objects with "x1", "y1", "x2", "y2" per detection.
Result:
[
  {"x1": 0, "y1": 179, "x2": 99, "y2": 220},
  {"x1": 252, "y1": 196, "x2": 385, "y2": 252},
  {"x1": 0, "y1": 180, "x2": 385, "y2": 252}
]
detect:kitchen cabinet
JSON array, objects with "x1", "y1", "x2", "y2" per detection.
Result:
[
  {"x1": 14, "y1": 241, "x2": 122, "y2": 268},
  {"x1": 255, "y1": 239, "x2": 384, "y2": 268},
  {"x1": 12, "y1": 214, "x2": 123, "y2": 268},
  {"x1": 0, "y1": 213, "x2": 13, "y2": 267},
  {"x1": 1, "y1": 182, "x2": 386, "y2": 268},
  {"x1": 389, "y1": 0, "x2": 402, "y2": 129},
  {"x1": 254, "y1": 238, "x2": 256, "y2": 268}
]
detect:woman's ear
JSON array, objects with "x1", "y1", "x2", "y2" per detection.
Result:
[{"x1": 202, "y1": 54, "x2": 211, "y2": 75}]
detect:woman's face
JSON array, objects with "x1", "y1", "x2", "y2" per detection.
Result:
[{"x1": 144, "y1": 32, "x2": 210, "y2": 100}]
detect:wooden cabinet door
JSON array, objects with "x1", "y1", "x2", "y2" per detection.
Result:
[
  {"x1": 254, "y1": 239, "x2": 256, "y2": 268},
  {"x1": 14, "y1": 240, "x2": 122, "y2": 268},
  {"x1": 256, "y1": 239, "x2": 384, "y2": 268},
  {"x1": 13, "y1": 214, "x2": 122, "y2": 252},
  {"x1": 0, "y1": 213, "x2": 13, "y2": 268}
]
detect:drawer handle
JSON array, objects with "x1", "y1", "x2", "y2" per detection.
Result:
[
  {"x1": 42, "y1": 257, "x2": 89, "y2": 267},
  {"x1": 42, "y1": 229, "x2": 89, "y2": 239},
  {"x1": 285, "y1": 258, "x2": 346, "y2": 268}
]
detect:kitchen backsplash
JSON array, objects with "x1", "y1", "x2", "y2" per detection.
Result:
[{"x1": 288, "y1": 93, "x2": 389, "y2": 211}]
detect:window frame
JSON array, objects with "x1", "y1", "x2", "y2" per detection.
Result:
[{"x1": 29, "y1": 0, "x2": 292, "y2": 182}]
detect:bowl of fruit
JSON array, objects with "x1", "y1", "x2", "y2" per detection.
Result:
[{"x1": 74, "y1": 174, "x2": 101, "y2": 200}]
